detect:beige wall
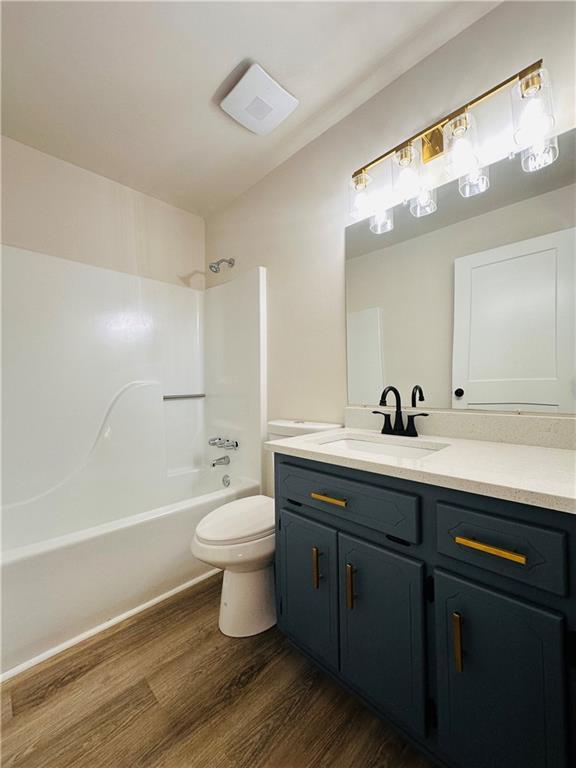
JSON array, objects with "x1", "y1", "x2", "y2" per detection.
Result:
[
  {"x1": 206, "y1": 2, "x2": 576, "y2": 423},
  {"x1": 346, "y1": 184, "x2": 576, "y2": 409},
  {"x1": 2, "y1": 137, "x2": 205, "y2": 288}
]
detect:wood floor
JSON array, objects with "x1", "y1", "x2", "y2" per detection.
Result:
[{"x1": 1, "y1": 574, "x2": 433, "y2": 768}]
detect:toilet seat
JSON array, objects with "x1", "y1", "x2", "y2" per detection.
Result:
[{"x1": 195, "y1": 495, "x2": 274, "y2": 546}]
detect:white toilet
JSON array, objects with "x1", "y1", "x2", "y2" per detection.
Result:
[
  {"x1": 192, "y1": 419, "x2": 342, "y2": 638},
  {"x1": 191, "y1": 495, "x2": 276, "y2": 637}
]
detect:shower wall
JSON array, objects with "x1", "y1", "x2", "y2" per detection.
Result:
[
  {"x1": 205, "y1": 267, "x2": 267, "y2": 485},
  {"x1": 2, "y1": 245, "x2": 205, "y2": 548}
]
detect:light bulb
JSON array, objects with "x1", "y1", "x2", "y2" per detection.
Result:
[
  {"x1": 393, "y1": 145, "x2": 420, "y2": 203},
  {"x1": 444, "y1": 112, "x2": 489, "y2": 198},
  {"x1": 350, "y1": 190, "x2": 374, "y2": 222},
  {"x1": 511, "y1": 67, "x2": 557, "y2": 156}
]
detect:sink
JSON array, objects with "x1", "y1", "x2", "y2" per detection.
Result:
[{"x1": 316, "y1": 434, "x2": 448, "y2": 460}]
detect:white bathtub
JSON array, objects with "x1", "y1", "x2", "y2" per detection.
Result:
[{"x1": 1, "y1": 476, "x2": 259, "y2": 679}]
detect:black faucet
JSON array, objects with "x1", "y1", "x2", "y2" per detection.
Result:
[
  {"x1": 411, "y1": 385, "x2": 425, "y2": 408},
  {"x1": 374, "y1": 385, "x2": 429, "y2": 438},
  {"x1": 379, "y1": 386, "x2": 404, "y2": 434}
]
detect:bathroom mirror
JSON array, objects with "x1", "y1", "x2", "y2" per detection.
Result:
[{"x1": 345, "y1": 128, "x2": 576, "y2": 413}]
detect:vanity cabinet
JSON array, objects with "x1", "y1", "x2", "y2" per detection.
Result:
[
  {"x1": 274, "y1": 455, "x2": 574, "y2": 768},
  {"x1": 278, "y1": 509, "x2": 338, "y2": 670},
  {"x1": 338, "y1": 534, "x2": 426, "y2": 734},
  {"x1": 435, "y1": 570, "x2": 566, "y2": 768}
]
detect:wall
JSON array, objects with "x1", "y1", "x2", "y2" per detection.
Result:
[
  {"x1": 346, "y1": 183, "x2": 576, "y2": 408},
  {"x1": 2, "y1": 137, "x2": 205, "y2": 288},
  {"x1": 206, "y1": 2, "x2": 576, "y2": 424},
  {"x1": 205, "y1": 268, "x2": 267, "y2": 486}
]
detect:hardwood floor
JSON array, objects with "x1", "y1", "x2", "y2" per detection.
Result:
[{"x1": 1, "y1": 574, "x2": 433, "y2": 767}]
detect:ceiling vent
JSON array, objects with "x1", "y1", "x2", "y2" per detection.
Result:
[{"x1": 220, "y1": 63, "x2": 299, "y2": 135}]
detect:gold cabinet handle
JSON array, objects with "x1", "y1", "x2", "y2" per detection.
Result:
[
  {"x1": 454, "y1": 535, "x2": 527, "y2": 565},
  {"x1": 346, "y1": 563, "x2": 355, "y2": 610},
  {"x1": 452, "y1": 612, "x2": 463, "y2": 673},
  {"x1": 312, "y1": 547, "x2": 320, "y2": 589},
  {"x1": 310, "y1": 492, "x2": 347, "y2": 508}
]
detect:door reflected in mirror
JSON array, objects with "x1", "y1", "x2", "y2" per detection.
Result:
[{"x1": 345, "y1": 128, "x2": 576, "y2": 413}]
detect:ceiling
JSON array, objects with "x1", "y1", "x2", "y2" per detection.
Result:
[{"x1": 2, "y1": 2, "x2": 497, "y2": 217}]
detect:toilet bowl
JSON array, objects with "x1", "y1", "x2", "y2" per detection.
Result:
[{"x1": 191, "y1": 495, "x2": 276, "y2": 637}]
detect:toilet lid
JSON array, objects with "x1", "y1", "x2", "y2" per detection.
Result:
[{"x1": 196, "y1": 495, "x2": 275, "y2": 545}]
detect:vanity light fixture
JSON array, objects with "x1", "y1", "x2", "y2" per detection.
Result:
[{"x1": 351, "y1": 59, "x2": 559, "y2": 230}]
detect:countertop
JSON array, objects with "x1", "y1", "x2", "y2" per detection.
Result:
[{"x1": 265, "y1": 428, "x2": 576, "y2": 514}]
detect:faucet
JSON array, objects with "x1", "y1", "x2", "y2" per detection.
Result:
[
  {"x1": 379, "y1": 386, "x2": 404, "y2": 434},
  {"x1": 411, "y1": 385, "x2": 425, "y2": 408},
  {"x1": 375, "y1": 385, "x2": 429, "y2": 438},
  {"x1": 211, "y1": 455, "x2": 230, "y2": 467}
]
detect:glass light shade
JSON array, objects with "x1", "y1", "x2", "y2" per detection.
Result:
[
  {"x1": 393, "y1": 144, "x2": 420, "y2": 203},
  {"x1": 444, "y1": 112, "x2": 489, "y2": 197},
  {"x1": 521, "y1": 135, "x2": 559, "y2": 172},
  {"x1": 350, "y1": 189, "x2": 374, "y2": 222},
  {"x1": 459, "y1": 164, "x2": 490, "y2": 197},
  {"x1": 369, "y1": 207, "x2": 394, "y2": 234},
  {"x1": 410, "y1": 187, "x2": 437, "y2": 218},
  {"x1": 511, "y1": 68, "x2": 555, "y2": 149}
]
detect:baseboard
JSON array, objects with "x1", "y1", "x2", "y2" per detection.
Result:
[{"x1": 1, "y1": 568, "x2": 220, "y2": 682}]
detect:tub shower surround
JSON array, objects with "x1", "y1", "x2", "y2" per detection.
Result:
[{"x1": 1, "y1": 246, "x2": 266, "y2": 676}]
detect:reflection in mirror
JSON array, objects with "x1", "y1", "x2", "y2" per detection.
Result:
[{"x1": 346, "y1": 129, "x2": 576, "y2": 413}]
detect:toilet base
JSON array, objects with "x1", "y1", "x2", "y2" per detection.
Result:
[{"x1": 219, "y1": 566, "x2": 276, "y2": 637}]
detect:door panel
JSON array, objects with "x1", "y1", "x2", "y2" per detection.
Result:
[
  {"x1": 452, "y1": 227, "x2": 575, "y2": 411},
  {"x1": 435, "y1": 570, "x2": 566, "y2": 768},
  {"x1": 339, "y1": 534, "x2": 426, "y2": 735},
  {"x1": 278, "y1": 509, "x2": 338, "y2": 669}
]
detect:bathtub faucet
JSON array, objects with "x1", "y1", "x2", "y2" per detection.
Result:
[{"x1": 211, "y1": 455, "x2": 230, "y2": 467}]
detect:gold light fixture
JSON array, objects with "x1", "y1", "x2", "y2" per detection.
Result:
[{"x1": 351, "y1": 59, "x2": 545, "y2": 188}]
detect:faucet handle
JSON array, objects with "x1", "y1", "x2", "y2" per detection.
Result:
[
  {"x1": 405, "y1": 413, "x2": 429, "y2": 438},
  {"x1": 208, "y1": 437, "x2": 224, "y2": 447},
  {"x1": 371, "y1": 410, "x2": 393, "y2": 435}
]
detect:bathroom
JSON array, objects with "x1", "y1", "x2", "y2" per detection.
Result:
[{"x1": 1, "y1": 1, "x2": 575, "y2": 766}]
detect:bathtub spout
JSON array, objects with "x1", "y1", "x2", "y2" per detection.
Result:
[{"x1": 211, "y1": 455, "x2": 230, "y2": 467}]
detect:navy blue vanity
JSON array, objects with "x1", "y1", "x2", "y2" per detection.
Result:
[{"x1": 274, "y1": 454, "x2": 575, "y2": 768}]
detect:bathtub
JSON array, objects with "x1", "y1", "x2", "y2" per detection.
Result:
[{"x1": 1, "y1": 474, "x2": 259, "y2": 679}]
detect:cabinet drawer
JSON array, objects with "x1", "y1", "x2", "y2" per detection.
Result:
[
  {"x1": 437, "y1": 503, "x2": 567, "y2": 595},
  {"x1": 278, "y1": 463, "x2": 420, "y2": 543}
]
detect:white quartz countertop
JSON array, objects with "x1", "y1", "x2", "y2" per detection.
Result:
[{"x1": 265, "y1": 428, "x2": 576, "y2": 514}]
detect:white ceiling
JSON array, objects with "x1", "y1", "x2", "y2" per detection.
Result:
[{"x1": 2, "y1": 1, "x2": 496, "y2": 216}]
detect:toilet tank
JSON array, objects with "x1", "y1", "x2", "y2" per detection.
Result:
[{"x1": 265, "y1": 419, "x2": 342, "y2": 495}]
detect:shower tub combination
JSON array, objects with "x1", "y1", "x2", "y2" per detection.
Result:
[
  {"x1": 2, "y1": 472, "x2": 259, "y2": 678},
  {"x1": 2, "y1": 248, "x2": 267, "y2": 679}
]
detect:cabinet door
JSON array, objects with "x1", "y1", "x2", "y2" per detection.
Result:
[
  {"x1": 435, "y1": 570, "x2": 566, "y2": 768},
  {"x1": 339, "y1": 534, "x2": 426, "y2": 735},
  {"x1": 278, "y1": 509, "x2": 338, "y2": 669}
]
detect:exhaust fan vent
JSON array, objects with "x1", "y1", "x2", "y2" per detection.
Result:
[{"x1": 220, "y1": 63, "x2": 298, "y2": 135}]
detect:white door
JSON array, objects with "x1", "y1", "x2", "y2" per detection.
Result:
[{"x1": 452, "y1": 228, "x2": 575, "y2": 412}]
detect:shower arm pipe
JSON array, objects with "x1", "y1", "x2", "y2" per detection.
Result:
[{"x1": 351, "y1": 59, "x2": 543, "y2": 182}]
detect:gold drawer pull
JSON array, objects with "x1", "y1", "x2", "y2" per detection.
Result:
[
  {"x1": 312, "y1": 547, "x2": 320, "y2": 589},
  {"x1": 454, "y1": 535, "x2": 527, "y2": 565},
  {"x1": 346, "y1": 563, "x2": 355, "y2": 610},
  {"x1": 310, "y1": 492, "x2": 347, "y2": 508},
  {"x1": 452, "y1": 612, "x2": 463, "y2": 673}
]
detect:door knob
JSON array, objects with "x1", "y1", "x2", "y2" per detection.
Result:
[{"x1": 454, "y1": 388, "x2": 464, "y2": 398}]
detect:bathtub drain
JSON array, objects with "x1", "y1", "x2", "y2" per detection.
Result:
[{"x1": 222, "y1": 474, "x2": 231, "y2": 488}]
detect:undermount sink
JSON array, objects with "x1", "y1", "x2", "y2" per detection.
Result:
[{"x1": 316, "y1": 434, "x2": 448, "y2": 460}]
